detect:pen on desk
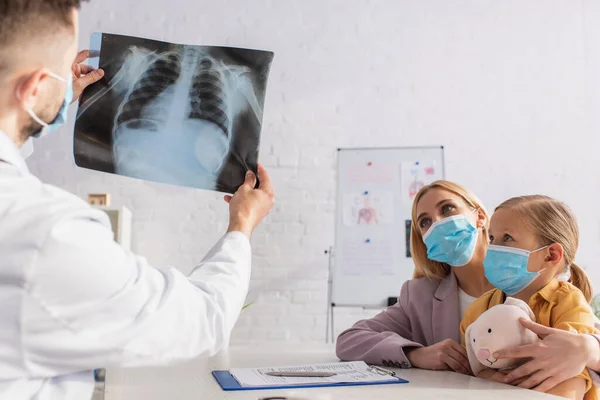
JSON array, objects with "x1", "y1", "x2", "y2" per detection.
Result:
[
  {"x1": 368, "y1": 365, "x2": 397, "y2": 377},
  {"x1": 258, "y1": 397, "x2": 312, "y2": 400},
  {"x1": 264, "y1": 371, "x2": 337, "y2": 377}
]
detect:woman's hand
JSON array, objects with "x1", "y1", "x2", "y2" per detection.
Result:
[
  {"x1": 493, "y1": 318, "x2": 599, "y2": 392},
  {"x1": 476, "y1": 367, "x2": 529, "y2": 386},
  {"x1": 477, "y1": 368, "x2": 509, "y2": 383},
  {"x1": 406, "y1": 339, "x2": 472, "y2": 375}
]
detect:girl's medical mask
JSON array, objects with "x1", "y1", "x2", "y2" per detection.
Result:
[
  {"x1": 422, "y1": 208, "x2": 479, "y2": 267},
  {"x1": 484, "y1": 245, "x2": 549, "y2": 295}
]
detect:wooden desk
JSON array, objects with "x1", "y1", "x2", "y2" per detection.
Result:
[{"x1": 104, "y1": 345, "x2": 558, "y2": 399}]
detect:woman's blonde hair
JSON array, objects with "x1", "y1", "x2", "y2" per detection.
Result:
[
  {"x1": 411, "y1": 180, "x2": 490, "y2": 280},
  {"x1": 495, "y1": 195, "x2": 593, "y2": 302}
]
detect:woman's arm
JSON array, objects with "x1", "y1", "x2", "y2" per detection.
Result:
[
  {"x1": 477, "y1": 368, "x2": 509, "y2": 383},
  {"x1": 496, "y1": 288, "x2": 598, "y2": 395},
  {"x1": 336, "y1": 280, "x2": 423, "y2": 366},
  {"x1": 588, "y1": 316, "x2": 600, "y2": 384},
  {"x1": 589, "y1": 314, "x2": 600, "y2": 373},
  {"x1": 590, "y1": 334, "x2": 600, "y2": 372},
  {"x1": 336, "y1": 279, "x2": 471, "y2": 374},
  {"x1": 496, "y1": 320, "x2": 600, "y2": 390},
  {"x1": 547, "y1": 378, "x2": 586, "y2": 400}
]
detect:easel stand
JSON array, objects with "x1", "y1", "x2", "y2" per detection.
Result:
[
  {"x1": 325, "y1": 246, "x2": 389, "y2": 344},
  {"x1": 325, "y1": 247, "x2": 335, "y2": 343},
  {"x1": 326, "y1": 147, "x2": 445, "y2": 344}
]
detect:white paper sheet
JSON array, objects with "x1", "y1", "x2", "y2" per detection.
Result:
[
  {"x1": 340, "y1": 238, "x2": 395, "y2": 276},
  {"x1": 229, "y1": 361, "x2": 397, "y2": 387},
  {"x1": 343, "y1": 192, "x2": 394, "y2": 226}
]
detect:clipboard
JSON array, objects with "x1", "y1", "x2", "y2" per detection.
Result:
[{"x1": 212, "y1": 370, "x2": 408, "y2": 391}]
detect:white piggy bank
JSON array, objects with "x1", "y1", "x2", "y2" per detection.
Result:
[{"x1": 465, "y1": 297, "x2": 539, "y2": 376}]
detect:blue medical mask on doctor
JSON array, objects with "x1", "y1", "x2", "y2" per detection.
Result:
[
  {"x1": 423, "y1": 209, "x2": 480, "y2": 267},
  {"x1": 20, "y1": 71, "x2": 73, "y2": 139},
  {"x1": 484, "y1": 245, "x2": 548, "y2": 295}
]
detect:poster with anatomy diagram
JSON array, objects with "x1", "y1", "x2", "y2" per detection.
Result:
[
  {"x1": 400, "y1": 161, "x2": 438, "y2": 204},
  {"x1": 74, "y1": 32, "x2": 274, "y2": 194},
  {"x1": 333, "y1": 147, "x2": 445, "y2": 307},
  {"x1": 343, "y1": 191, "x2": 394, "y2": 226}
]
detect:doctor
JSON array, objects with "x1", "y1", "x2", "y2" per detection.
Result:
[{"x1": 0, "y1": 1, "x2": 274, "y2": 399}]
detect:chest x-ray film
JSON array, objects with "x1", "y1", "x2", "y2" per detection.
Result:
[{"x1": 74, "y1": 32, "x2": 274, "y2": 194}]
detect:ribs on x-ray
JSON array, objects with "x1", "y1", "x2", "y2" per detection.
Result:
[{"x1": 77, "y1": 46, "x2": 264, "y2": 190}]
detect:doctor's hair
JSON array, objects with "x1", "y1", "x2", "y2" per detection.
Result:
[
  {"x1": 0, "y1": 0, "x2": 87, "y2": 78},
  {"x1": 410, "y1": 180, "x2": 490, "y2": 280},
  {"x1": 496, "y1": 195, "x2": 592, "y2": 302}
]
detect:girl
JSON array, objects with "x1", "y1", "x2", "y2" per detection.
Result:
[{"x1": 460, "y1": 195, "x2": 598, "y2": 400}]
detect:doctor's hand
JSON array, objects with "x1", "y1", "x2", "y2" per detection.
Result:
[
  {"x1": 495, "y1": 318, "x2": 599, "y2": 392},
  {"x1": 71, "y1": 50, "x2": 104, "y2": 103},
  {"x1": 405, "y1": 339, "x2": 472, "y2": 375},
  {"x1": 225, "y1": 164, "x2": 275, "y2": 238}
]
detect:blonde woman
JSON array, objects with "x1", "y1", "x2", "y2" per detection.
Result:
[{"x1": 336, "y1": 181, "x2": 600, "y2": 392}]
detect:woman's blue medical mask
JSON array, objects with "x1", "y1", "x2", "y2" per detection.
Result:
[
  {"x1": 484, "y1": 244, "x2": 549, "y2": 295},
  {"x1": 422, "y1": 209, "x2": 479, "y2": 267},
  {"x1": 21, "y1": 71, "x2": 73, "y2": 138}
]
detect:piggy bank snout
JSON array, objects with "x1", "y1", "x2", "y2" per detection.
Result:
[{"x1": 477, "y1": 348, "x2": 491, "y2": 360}]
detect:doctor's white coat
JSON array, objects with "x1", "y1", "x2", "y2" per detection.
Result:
[{"x1": 0, "y1": 131, "x2": 251, "y2": 399}]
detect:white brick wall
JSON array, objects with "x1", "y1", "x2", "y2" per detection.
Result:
[{"x1": 27, "y1": 0, "x2": 600, "y2": 344}]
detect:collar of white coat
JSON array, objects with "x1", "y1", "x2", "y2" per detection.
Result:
[{"x1": 0, "y1": 129, "x2": 30, "y2": 174}]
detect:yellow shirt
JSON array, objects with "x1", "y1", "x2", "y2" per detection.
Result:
[{"x1": 460, "y1": 279, "x2": 598, "y2": 400}]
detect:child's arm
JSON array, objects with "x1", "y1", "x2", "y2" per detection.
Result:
[
  {"x1": 553, "y1": 298, "x2": 597, "y2": 334},
  {"x1": 546, "y1": 377, "x2": 586, "y2": 400}
]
